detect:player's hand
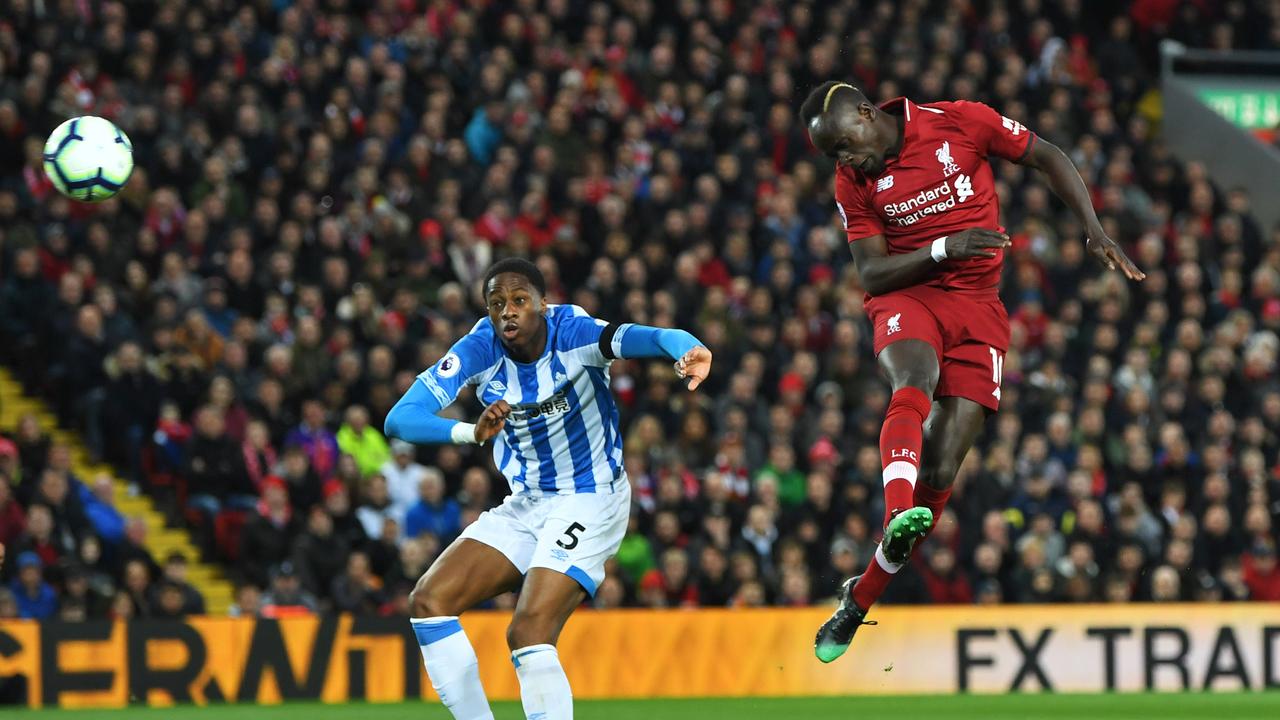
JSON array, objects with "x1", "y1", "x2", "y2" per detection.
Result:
[
  {"x1": 0, "y1": 542, "x2": 5, "y2": 572},
  {"x1": 675, "y1": 346, "x2": 713, "y2": 391},
  {"x1": 475, "y1": 399, "x2": 511, "y2": 443},
  {"x1": 1086, "y1": 233, "x2": 1146, "y2": 281},
  {"x1": 945, "y1": 229, "x2": 1011, "y2": 260}
]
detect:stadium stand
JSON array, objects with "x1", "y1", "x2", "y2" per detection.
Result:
[{"x1": 2, "y1": 0, "x2": 1280, "y2": 619}]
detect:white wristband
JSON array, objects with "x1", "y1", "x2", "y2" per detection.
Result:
[
  {"x1": 931, "y1": 236, "x2": 948, "y2": 262},
  {"x1": 450, "y1": 422, "x2": 479, "y2": 444}
]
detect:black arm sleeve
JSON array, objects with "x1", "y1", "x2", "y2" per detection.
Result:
[{"x1": 598, "y1": 323, "x2": 620, "y2": 360}]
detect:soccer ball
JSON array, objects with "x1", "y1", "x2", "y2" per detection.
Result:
[{"x1": 43, "y1": 116, "x2": 134, "y2": 202}]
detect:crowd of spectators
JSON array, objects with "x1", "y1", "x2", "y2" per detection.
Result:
[{"x1": 3, "y1": 0, "x2": 1280, "y2": 619}]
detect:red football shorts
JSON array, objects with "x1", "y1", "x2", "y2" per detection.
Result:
[{"x1": 864, "y1": 285, "x2": 1009, "y2": 412}]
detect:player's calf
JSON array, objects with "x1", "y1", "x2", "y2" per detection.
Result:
[
  {"x1": 412, "y1": 616, "x2": 494, "y2": 720},
  {"x1": 411, "y1": 581, "x2": 494, "y2": 720},
  {"x1": 407, "y1": 540, "x2": 523, "y2": 720},
  {"x1": 511, "y1": 644, "x2": 573, "y2": 720},
  {"x1": 410, "y1": 574, "x2": 496, "y2": 719},
  {"x1": 507, "y1": 569, "x2": 587, "y2": 720},
  {"x1": 509, "y1": 611, "x2": 574, "y2": 720},
  {"x1": 879, "y1": 386, "x2": 932, "y2": 527},
  {"x1": 913, "y1": 468, "x2": 956, "y2": 541}
]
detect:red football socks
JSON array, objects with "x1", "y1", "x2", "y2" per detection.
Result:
[
  {"x1": 851, "y1": 483, "x2": 955, "y2": 611},
  {"x1": 914, "y1": 482, "x2": 952, "y2": 536},
  {"x1": 879, "y1": 386, "x2": 931, "y2": 528},
  {"x1": 852, "y1": 550, "x2": 895, "y2": 610},
  {"x1": 851, "y1": 386, "x2": 934, "y2": 612}
]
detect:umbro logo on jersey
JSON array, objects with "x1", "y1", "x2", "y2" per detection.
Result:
[
  {"x1": 936, "y1": 141, "x2": 960, "y2": 177},
  {"x1": 488, "y1": 380, "x2": 506, "y2": 394},
  {"x1": 875, "y1": 175, "x2": 895, "y2": 191}
]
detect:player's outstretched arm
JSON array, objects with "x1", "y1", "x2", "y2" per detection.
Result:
[
  {"x1": 612, "y1": 325, "x2": 712, "y2": 391},
  {"x1": 1018, "y1": 138, "x2": 1146, "y2": 281},
  {"x1": 384, "y1": 381, "x2": 485, "y2": 445}
]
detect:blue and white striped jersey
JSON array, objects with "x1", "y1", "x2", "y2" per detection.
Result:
[{"x1": 417, "y1": 304, "x2": 628, "y2": 496}]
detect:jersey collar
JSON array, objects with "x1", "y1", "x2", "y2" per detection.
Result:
[{"x1": 877, "y1": 96, "x2": 920, "y2": 159}]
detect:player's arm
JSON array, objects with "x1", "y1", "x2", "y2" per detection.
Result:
[
  {"x1": 601, "y1": 323, "x2": 712, "y2": 391},
  {"x1": 849, "y1": 231, "x2": 1011, "y2": 297},
  {"x1": 384, "y1": 333, "x2": 506, "y2": 445},
  {"x1": 837, "y1": 168, "x2": 1008, "y2": 297},
  {"x1": 384, "y1": 382, "x2": 508, "y2": 445},
  {"x1": 1017, "y1": 137, "x2": 1145, "y2": 281}
]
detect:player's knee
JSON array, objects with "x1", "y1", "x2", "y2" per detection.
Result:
[
  {"x1": 409, "y1": 579, "x2": 457, "y2": 618},
  {"x1": 506, "y1": 609, "x2": 556, "y2": 651},
  {"x1": 882, "y1": 343, "x2": 940, "y2": 394},
  {"x1": 886, "y1": 364, "x2": 937, "y2": 396},
  {"x1": 919, "y1": 461, "x2": 960, "y2": 490}
]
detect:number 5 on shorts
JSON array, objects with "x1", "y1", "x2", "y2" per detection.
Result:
[
  {"x1": 989, "y1": 347, "x2": 1004, "y2": 401},
  {"x1": 556, "y1": 522, "x2": 586, "y2": 550}
]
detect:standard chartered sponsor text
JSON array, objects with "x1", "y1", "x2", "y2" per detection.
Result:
[{"x1": 884, "y1": 180, "x2": 958, "y2": 226}]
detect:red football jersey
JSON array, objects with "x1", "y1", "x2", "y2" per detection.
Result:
[{"x1": 835, "y1": 97, "x2": 1036, "y2": 296}]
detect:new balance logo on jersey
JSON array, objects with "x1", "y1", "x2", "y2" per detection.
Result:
[
  {"x1": 955, "y1": 174, "x2": 973, "y2": 202},
  {"x1": 936, "y1": 141, "x2": 960, "y2": 177},
  {"x1": 1001, "y1": 116, "x2": 1025, "y2": 136},
  {"x1": 876, "y1": 175, "x2": 895, "y2": 192},
  {"x1": 887, "y1": 313, "x2": 902, "y2": 335}
]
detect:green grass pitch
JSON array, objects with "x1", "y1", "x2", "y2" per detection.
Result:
[{"x1": 7, "y1": 694, "x2": 1280, "y2": 720}]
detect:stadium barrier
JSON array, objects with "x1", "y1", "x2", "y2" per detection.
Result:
[{"x1": 1, "y1": 604, "x2": 1279, "y2": 707}]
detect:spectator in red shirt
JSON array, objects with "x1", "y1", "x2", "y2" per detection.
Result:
[
  {"x1": 1243, "y1": 542, "x2": 1280, "y2": 601},
  {"x1": 12, "y1": 504, "x2": 60, "y2": 568},
  {"x1": 0, "y1": 478, "x2": 26, "y2": 549},
  {"x1": 920, "y1": 547, "x2": 974, "y2": 605},
  {"x1": 639, "y1": 548, "x2": 699, "y2": 608},
  {"x1": 513, "y1": 191, "x2": 563, "y2": 252}
]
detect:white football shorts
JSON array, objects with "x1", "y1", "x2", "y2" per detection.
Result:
[{"x1": 459, "y1": 480, "x2": 630, "y2": 597}]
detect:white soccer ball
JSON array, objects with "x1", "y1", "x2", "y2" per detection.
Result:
[{"x1": 43, "y1": 116, "x2": 134, "y2": 202}]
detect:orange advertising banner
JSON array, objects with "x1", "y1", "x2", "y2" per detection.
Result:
[{"x1": 1, "y1": 604, "x2": 1279, "y2": 708}]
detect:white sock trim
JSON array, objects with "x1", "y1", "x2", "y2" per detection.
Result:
[
  {"x1": 875, "y1": 544, "x2": 903, "y2": 574},
  {"x1": 511, "y1": 643, "x2": 558, "y2": 666},
  {"x1": 882, "y1": 460, "x2": 919, "y2": 487},
  {"x1": 411, "y1": 615, "x2": 459, "y2": 624}
]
